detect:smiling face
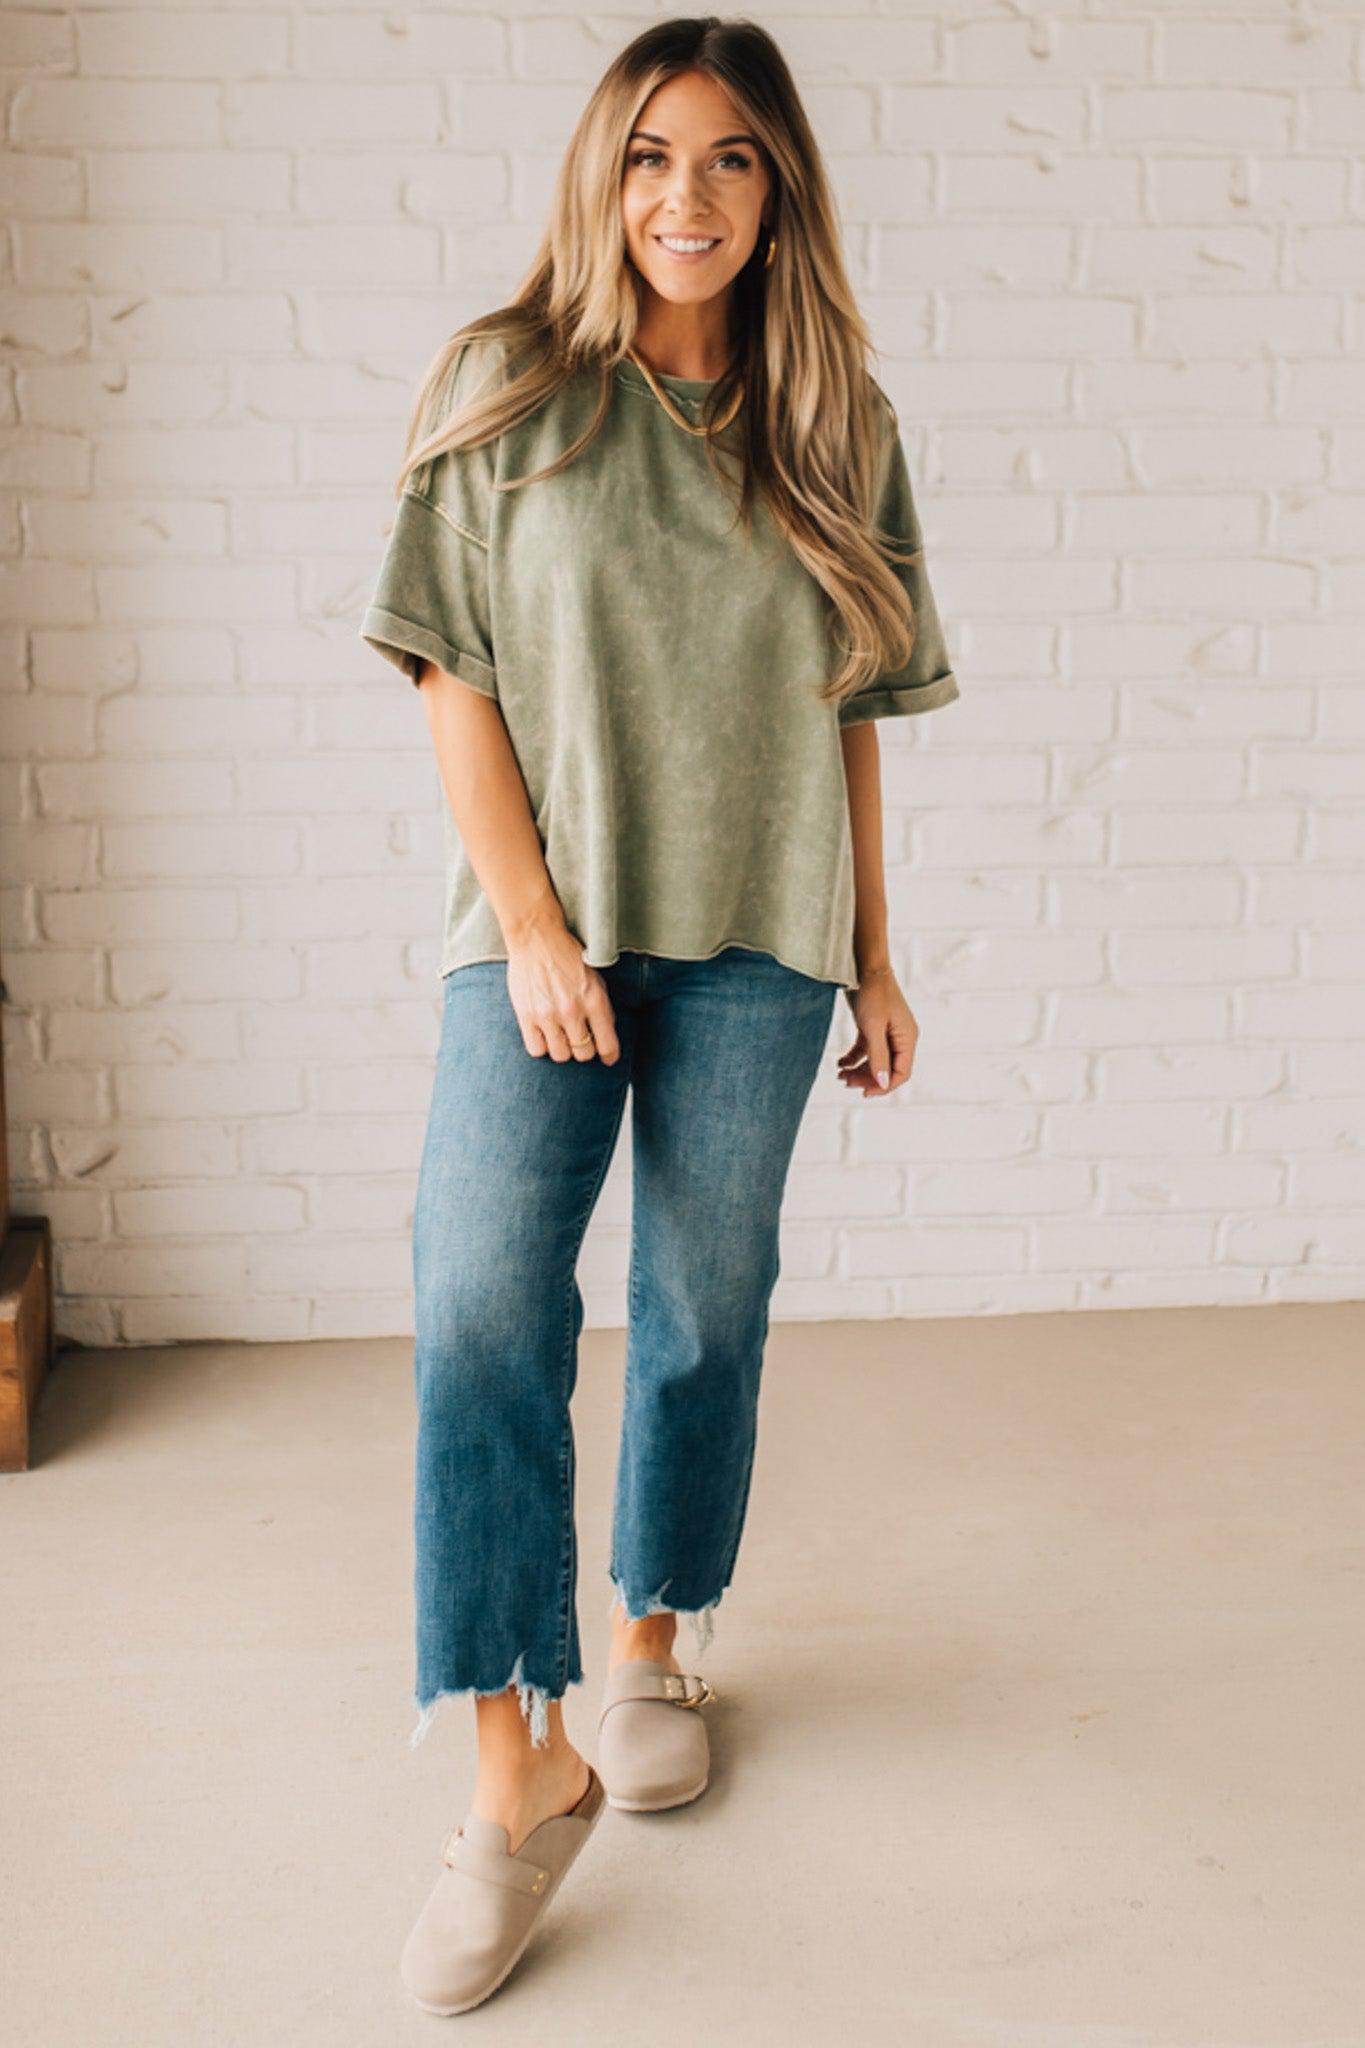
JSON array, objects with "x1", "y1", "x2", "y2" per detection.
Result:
[{"x1": 620, "y1": 69, "x2": 773, "y2": 315}]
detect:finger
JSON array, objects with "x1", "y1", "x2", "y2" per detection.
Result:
[
  {"x1": 564, "y1": 1015, "x2": 598, "y2": 1062},
  {"x1": 886, "y1": 1017, "x2": 919, "y2": 1089},
  {"x1": 584, "y1": 983, "x2": 621, "y2": 1063},
  {"x1": 888, "y1": 1035, "x2": 916, "y2": 1086},
  {"x1": 541, "y1": 1016, "x2": 575, "y2": 1063},
  {"x1": 867, "y1": 1035, "x2": 891, "y2": 1091}
]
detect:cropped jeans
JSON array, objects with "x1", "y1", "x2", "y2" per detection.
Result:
[{"x1": 408, "y1": 945, "x2": 838, "y2": 1749}]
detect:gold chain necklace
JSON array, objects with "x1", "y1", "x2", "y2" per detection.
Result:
[{"x1": 625, "y1": 347, "x2": 744, "y2": 437}]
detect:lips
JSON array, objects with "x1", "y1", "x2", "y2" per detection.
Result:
[{"x1": 654, "y1": 234, "x2": 721, "y2": 258}]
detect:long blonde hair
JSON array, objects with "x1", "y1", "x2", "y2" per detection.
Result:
[{"x1": 393, "y1": 14, "x2": 920, "y2": 710}]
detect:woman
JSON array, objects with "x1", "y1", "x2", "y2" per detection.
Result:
[{"x1": 360, "y1": 14, "x2": 959, "y2": 2015}]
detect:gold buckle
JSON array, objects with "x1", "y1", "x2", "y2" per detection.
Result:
[{"x1": 676, "y1": 1675, "x2": 716, "y2": 1709}]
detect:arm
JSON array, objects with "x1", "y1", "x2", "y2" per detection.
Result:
[
  {"x1": 415, "y1": 660, "x2": 620, "y2": 1064},
  {"x1": 837, "y1": 719, "x2": 920, "y2": 1097},
  {"x1": 831, "y1": 396, "x2": 959, "y2": 1096},
  {"x1": 840, "y1": 719, "x2": 891, "y2": 980},
  {"x1": 416, "y1": 657, "x2": 561, "y2": 950}
]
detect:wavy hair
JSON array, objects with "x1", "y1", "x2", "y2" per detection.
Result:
[{"x1": 392, "y1": 14, "x2": 920, "y2": 710}]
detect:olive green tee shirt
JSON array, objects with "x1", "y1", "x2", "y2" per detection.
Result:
[{"x1": 359, "y1": 338, "x2": 959, "y2": 993}]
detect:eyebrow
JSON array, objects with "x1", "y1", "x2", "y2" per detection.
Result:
[{"x1": 628, "y1": 129, "x2": 759, "y2": 148}]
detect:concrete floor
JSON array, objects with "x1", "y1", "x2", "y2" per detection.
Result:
[{"x1": 3, "y1": 1300, "x2": 1364, "y2": 2047}]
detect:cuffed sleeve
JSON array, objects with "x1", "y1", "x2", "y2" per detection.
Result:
[
  {"x1": 359, "y1": 338, "x2": 501, "y2": 693},
  {"x1": 837, "y1": 401, "x2": 959, "y2": 727},
  {"x1": 360, "y1": 491, "x2": 496, "y2": 694}
]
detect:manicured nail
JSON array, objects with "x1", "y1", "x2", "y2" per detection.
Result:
[{"x1": 876, "y1": 1069, "x2": 889, "y2": 1089}]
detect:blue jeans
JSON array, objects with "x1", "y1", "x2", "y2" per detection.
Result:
[{"x1": 408, "y1": 945, "x2": 838, "y2": 1749}]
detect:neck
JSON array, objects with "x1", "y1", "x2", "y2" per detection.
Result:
[{"x1": 631, "y1": 296, "x2": 734, "y2": 381}]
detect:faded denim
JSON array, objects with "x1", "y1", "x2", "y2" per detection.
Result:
[{"x1": 408, "y1": 944, "x2": 838, "y2": 1749}]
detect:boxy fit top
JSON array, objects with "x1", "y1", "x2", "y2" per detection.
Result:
[{"x1": 360, "y1": 337, "x2": 960, "y2": 993}]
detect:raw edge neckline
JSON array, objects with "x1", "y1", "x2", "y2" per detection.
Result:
[{"x1": 614, "y1": 357, "x2": 723, "y2": 402}]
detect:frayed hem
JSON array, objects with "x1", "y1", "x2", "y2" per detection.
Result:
[
  {"x1": 607, "y1": 1575, "x2": 721, "y2": 1662},
  {"x1": 410, "y1": 1652, "x2": 572, "y2": 1751}
]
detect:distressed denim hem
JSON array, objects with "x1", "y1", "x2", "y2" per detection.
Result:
[
  {"x1": 607, "y1": 1576, "x2": 722, "y2": 1662},
  {"x1": 410, "y1": 1655, "x2": 583, "y2": 1751}
]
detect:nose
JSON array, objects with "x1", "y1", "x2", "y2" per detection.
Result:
[{"x1": 660, "y1": 160, "x2": 713, "y2": 221}]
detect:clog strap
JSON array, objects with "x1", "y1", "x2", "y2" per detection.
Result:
[
  {"x1": 599, "y1": 1668, "x2": 716, "y2": 1718},
  {"x1": 441, "y1": 1828, "x2": 551, "y2": 1895}
]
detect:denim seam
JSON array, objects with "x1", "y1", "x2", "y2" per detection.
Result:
[
  {"x1": 612, "y1": 1150, "x2": 645, "y2": 1593},
  {"x1": 609, "y1": 952, "x2": 648, "y2": 1591},
  {"x1": 554, "y1": 1061, "x2": 632, "y2": 1693},
  {"x1": 718, "y1": 1420, "x2": 760, "y2": 1589},
  {"x1": 716, "y1": 1243, "x2": 780, "y2": 1589}
]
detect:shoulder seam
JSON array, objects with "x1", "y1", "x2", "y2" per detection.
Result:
[{"x1": 402, "y1": 489, "x2": 489, "y2": 551}]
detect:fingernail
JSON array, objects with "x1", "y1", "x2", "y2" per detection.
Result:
[{"x1": 876, "y1": 1070, "x2": 889, "y2": 1089}]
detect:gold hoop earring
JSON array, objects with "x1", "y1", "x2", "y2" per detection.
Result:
[{"x1": 763, "y1": 228, "x2": 777, "y2": 271}]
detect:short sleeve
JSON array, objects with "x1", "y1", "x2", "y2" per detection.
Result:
[
  {"x1": 359, "y1": 340, "x2": 502, "y2": 695},
  {"x1": 837, "y1": 398, "x2": 959, "y2": 727}
]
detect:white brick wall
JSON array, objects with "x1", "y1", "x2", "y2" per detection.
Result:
[{"x1": 3, "y1": 2, "x2": 1364, "y2": 1346}]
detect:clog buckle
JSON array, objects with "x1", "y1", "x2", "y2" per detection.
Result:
[{"x1": 666, "y1": 1673, "x2": 717, "y2": 1709}]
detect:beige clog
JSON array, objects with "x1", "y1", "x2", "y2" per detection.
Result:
[
  {"x1": 596, "y1": 1658, "x2": 718, "y2": 1812},
  {"x1": 400, "y1": 1763, "x2": 606, "y2": 2014}
]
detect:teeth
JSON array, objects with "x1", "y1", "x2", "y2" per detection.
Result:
[{"x1": 659, "y1": 236, "x2": 718, "y2": 253}]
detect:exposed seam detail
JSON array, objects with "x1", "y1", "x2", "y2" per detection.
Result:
[
  {"x1": 440, "y1": 943, "x2": 848, "y2": 1008},
  {"x1": 614, "y1": 377, "x2": 702, "y2": 405},
  {"x1": 402, "y1": 489, "x2": 489, "y2": 551}
]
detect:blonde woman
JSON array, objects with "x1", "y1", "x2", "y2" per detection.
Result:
[{"x1": 361, "y1": 12, "x2": 959, "y2": 2015}]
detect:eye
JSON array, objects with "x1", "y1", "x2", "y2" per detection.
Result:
[{"x1": 626, "y1": 148, "x2": 754, "y2": 173}]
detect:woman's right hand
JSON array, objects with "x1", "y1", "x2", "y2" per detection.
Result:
[{"x1": 505, "y1": 915, "x2": 621, "y2": 1065}]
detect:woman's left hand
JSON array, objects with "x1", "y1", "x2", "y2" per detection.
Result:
[{"x1": 837, "y1": 962, "x2": 918, "y2": 1097}]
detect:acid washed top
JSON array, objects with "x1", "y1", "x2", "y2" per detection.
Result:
[{"x1": 359, "y1": 337, "x2": 959, "y2": 993}]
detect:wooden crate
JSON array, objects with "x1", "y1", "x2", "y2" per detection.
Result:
[
  {"x1": 1, "y1": 933, "x2": 56, "y2": 1471},
  {"x1": 0, "y1": 1219, "x2": 53, "y2": 1472}
]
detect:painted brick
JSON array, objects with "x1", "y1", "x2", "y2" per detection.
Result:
[{"x1": 2, "y1": 4, "x2": 1359, "y2": 1341}]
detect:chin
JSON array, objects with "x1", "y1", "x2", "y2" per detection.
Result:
[
  {"x1": 634, "y1": 253, "x2": 739, "y2": 304},
  {"x1": 647, "y1": 278, "x2": 722, "y2": 305}
]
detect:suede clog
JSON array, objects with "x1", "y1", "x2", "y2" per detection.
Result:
[
  {"x1": 596, "y1": 1658, "x2": 718, "y2": 1812},
  {"x1": 400, "y1": 1763, "x2": 606, "y2": 2015}
]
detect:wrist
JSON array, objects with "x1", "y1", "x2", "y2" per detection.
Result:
[{"x1": 502, "y1": 882, "x2": 568, "y2": 949}]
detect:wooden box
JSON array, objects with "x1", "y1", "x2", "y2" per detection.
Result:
[{"x1": 1, "y1": 1219, "x2": 53, "y2": 1472}]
